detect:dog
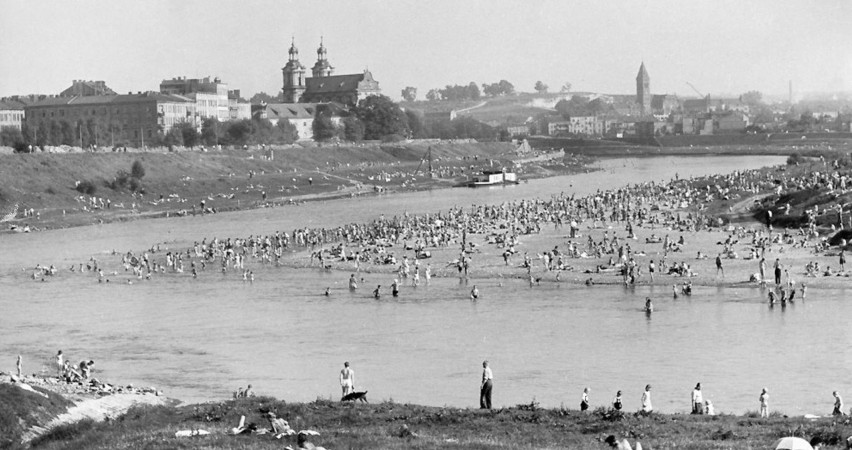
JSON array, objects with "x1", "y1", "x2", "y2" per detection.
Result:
[{"x1": 341, "y1": 391, "x2": 368, "y2": 403}]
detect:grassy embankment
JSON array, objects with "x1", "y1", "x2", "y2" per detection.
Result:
[
  {"x1": 0, "y1": 384, "x2": 72, "y2": 449},
  {"x1": 0, "y1": 142, "x2": 594, "y2": 230},
  {"x1": 13, "y1": 392, "x2": 852, "y2": 450}
]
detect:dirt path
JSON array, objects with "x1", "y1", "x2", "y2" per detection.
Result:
[{"x1": 21, "y1": 393, "x2": 166, "y2": 444}]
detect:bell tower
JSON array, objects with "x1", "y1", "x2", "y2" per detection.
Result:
[
  {"x1": 311, "y1": 36, "x2": 334, "y2": 78},
  {"x1": 281, "y1": 37, "x2": 306, "y2": 103},
  {"x1": 636, "y1": 62, "x2": 651, "y2": 115}
]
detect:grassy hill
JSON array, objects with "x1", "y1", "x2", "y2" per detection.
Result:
[
  {"x1": 17, "y1": 395, "x2": 852, "y2": 449},
  {"x1": 0, "y1": 141, "x2": 587, "y2": 230}
]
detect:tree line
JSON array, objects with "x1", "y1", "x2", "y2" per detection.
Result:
[{"x1": 313, "y1": 95, "x2": 503, "y2": 142}]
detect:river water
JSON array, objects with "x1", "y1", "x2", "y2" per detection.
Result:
[{"x1": 4, "y1": 155, "x2": 847, "y2": 415}]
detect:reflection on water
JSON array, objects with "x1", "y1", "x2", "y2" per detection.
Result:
[{"x1": 6, "y1": 155, "x2": 844, "y2": 415}]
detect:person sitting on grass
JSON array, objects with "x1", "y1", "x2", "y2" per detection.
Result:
[{"x1": 266, "y1": 411, "x2": 294, "y2": 438}]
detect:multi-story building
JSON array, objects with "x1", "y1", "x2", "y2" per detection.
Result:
[
  {"x1": 24, "y1": 92, "x2": 195, "y2": 147},
  {"x1": 0, "y1": 100, "x2": 26, "y2": 131},
  {"x1": 252, "y1": 102, "x2": 345, "y2": 141},
  {"x1": 253, "y1": 103, "x2": 318, "y2": 141},
  {"x1": 60, "y1": 80, "x2": 117, "y2": 97},
  {"x1": 282, "y1": 38, "x2": 381, "y2": 106},
  {"x1": 159, "y1": 76, "x2": 250, "y2": 122}
]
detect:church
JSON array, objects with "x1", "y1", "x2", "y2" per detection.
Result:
[
  {"x1": 281, "y1": 38, "x2": 381, "y2": 106},
  {"x1": 635, "y1": 62, "x2": 678, "y2": 116}
]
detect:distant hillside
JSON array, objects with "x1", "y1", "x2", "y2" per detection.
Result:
[{"x1": 403, "y1": 93, "x2": 570, "y2": 127}]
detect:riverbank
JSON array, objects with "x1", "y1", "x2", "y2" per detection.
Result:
[
  {"x1": 0, "y1": 374, "x2": 168, "y2": 448},
  {"x1": 14, "y1": 394, "x2": 852, "y2": 449},
  {"x1": 0, "y1": 141, "x2": 595, "y2": 231}
]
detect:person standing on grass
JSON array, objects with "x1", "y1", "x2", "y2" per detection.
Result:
[
  {"x1": 692, "y1": 383, "x2": 704, "y2": 414},
  {"x1": 840, "y1": 250, "x2": 846, "y2": 272},
  {"x1": 480, "y1": 360, "x2": 493, "y2": 409},
  {"x1": 580, "y1": 387, "x2": 590, "y2": 411},
  {"x1": 339, "y1": 361, "x2": 354, "y2": 397},
  {"x1": 641, "y1": 384, "x2": 653, "y2": 413},
  {"x1": 613, "y1": 390, "x2": 623, "y2": 410},
  {"x1": 759, "y1": 388, "x2": 769, "y2": 418},
  {"x1": 759, "y1": 257, "x2": 766, "y2": 285},
  {"x1": 833, "y1": 391, "x2": 845, "y2": 416},
  {"x1": 16, "y1": 355, "x2": 22, "y2": 378}
]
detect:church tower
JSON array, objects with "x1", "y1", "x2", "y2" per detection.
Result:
[
  {"x1": 311, "y1": 37, "x2": 334, "y2": 78},
  {"x1": 281, "y1": 38, "x2": 306, "y2": 103},
  {"x1": 636, "y1": 62, "x2": 651, "y2": 115}
]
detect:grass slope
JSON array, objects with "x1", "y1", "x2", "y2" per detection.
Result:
[
  {"x1": 0, "y1": 142, "x2": 525, "y2": 229},
  {"x1": 24, "y1": 397, "x2": 852, "y2": 450},
  {"x1": 0, "y1": 383, "x2": 73, "y2": 449}
]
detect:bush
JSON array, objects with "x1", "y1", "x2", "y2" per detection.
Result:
[
  {"x1": 76, "y1": 180, "x2": 97, "y2": 196},
  {"x1": 787, "y1": 152, "x2": 805, "y2": 165},
  {"x1": 30, "y1": 418, "x2": 95, "y2": 447},
  {"x1": 13, "y1": 141, "x2": 29, "y2": 153},
  {"x1": 127, "y1": 177, "x2": 141, "y2": 192},
  {"x1": 110, "y1": 170, "x2": 130, "y2": 190},
  {"x1": 131, "y1": 160, "x2": 145, "y2": 179}
]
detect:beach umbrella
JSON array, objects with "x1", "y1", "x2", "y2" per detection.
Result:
[{"x1": 772, "y1": 436, "x2": 813, "y2": 450}]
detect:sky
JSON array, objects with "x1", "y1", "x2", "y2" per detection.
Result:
[{"x1": 1, "y1": 0, "x2": 851, "y2": 101}]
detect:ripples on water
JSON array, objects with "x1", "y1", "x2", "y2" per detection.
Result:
[{"x1": 4, "y1": 155, "x2": 848, "y2": 415}]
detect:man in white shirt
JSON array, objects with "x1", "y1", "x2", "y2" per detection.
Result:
[{"x1": 480, "y1": 360, "x2": 493, "y2": 409}]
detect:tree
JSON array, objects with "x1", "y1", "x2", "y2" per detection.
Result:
[
  {"x1": 401, "y1": 86, "x2": 418, "y2": 102},
  {"x1": 482, "y1": 80, "x2": 515, "y2": 97},
  {"x1": 467, "y1": 82, "x2": 481, "y2": 100},
  {"x1": 405, "y1": 109, "x2": 424, "y2": 138},
  {"x1": 426, "y1": 89, "x2": 441, "y2": 101},
  {"x1": 0, "y1": 126, "x2": 24, "y2": 147},
  {"x1": 741, "y1": 91, "x2": 763, "y2": 106},
  {"x1": 249, "y1": 91, "x2": 278, "y2": 104},
  {"x1": 312, "y1": 110, "x2": 340, "y2": 141},
  {"x1": 560, "y1": 82, "x2": 572, "y2": 93},
  {"x1": 354, "y1": 95, "x2": 410, "y2": 140},
  {"x1": 342, "y1": 116, "x2": 364, "y2": 142},
  {"x1": 131, "y1": 160, "x2": 146, "y2": 179},
  {"x1": 200, "y1": 118, "x2": 220, "y2": 146},
  {"x1": 275, "y1": 120, "x2": 299, "y2": 143},
  {"x1": 224, "y1": 119, "x2": 252, "y2": 145},
  {"x1": 534, "y1": 81, "x2": 549, "y2": 94},
  {"x1": 175, "y1": 122, "x2": 199, "y2": 149}
]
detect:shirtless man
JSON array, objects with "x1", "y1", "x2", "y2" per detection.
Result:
[{"x1": 340, "y1": 362, "x2": 355, "y2": 396}]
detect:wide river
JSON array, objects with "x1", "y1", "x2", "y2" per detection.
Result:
[{"x1": 3, "y1": 155, "x2": 847, "y2": 415}]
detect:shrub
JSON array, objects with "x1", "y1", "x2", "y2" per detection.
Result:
[
  {"x1": 786, "y1": 152, "x2": 805, "y2": 165},
  {"x1": 30, "y1": 418, "x2": 95, "y2": 446},
  {"x1": 110, "y1": 170, "x2": 130, "y2": 190},
  {"x1": 131, "y1": 160, "x2": 145, "y2": 179},
  {"x1": 76, "y1": 180, "x2": 97, "y2": 196}
]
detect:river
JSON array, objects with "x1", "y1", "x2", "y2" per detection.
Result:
[{"x1": 5, "y1": 155, "x2": 845, "y2": 415}]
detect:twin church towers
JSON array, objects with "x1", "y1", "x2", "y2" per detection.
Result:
[{"x1": 281, "y1": 38, "x2": 381, "y2": 105}]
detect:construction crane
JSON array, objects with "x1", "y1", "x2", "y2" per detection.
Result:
[
  {"x1": 412, "y1": 146, "x2": 433, "y2": 177},
  {"x1": 686, "y1": 82, "x2": 705, "y2": 98}
]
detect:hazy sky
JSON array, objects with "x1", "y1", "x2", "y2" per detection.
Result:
[{"x1": 1, "y1": 0, "x2": 850, "y2": 101}]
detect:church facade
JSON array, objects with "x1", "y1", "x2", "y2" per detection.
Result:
[{"x1": 281, "y1": 39, "x2": 381, "y2": 106}]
